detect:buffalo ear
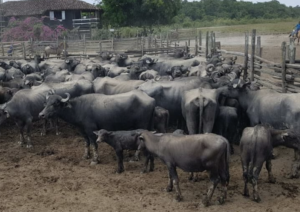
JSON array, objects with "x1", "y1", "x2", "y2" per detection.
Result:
[
  {"x1": 166, "y1": 68, "x2": 172, "y2": 74},
  {"x1": 154, "y1": 133, "x2": 163, "y2": 136},
  {"x1": 64, "y1": 102, "x2": 72, "y2": 108},
  {"x1": 4, "y1": 110, "x2": 9, "y2": 118},
  {"x1": 93, "y1": 131, "x2": 100, "y2": 136}
]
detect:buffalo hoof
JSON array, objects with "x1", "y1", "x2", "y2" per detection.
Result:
[
  {"x1": 217, "y1": 196, "x2": 225, "y2": 205},
  {"x1": 141, "y1": 169, "x2": 148, "y2": 174},
  {"x1": 90, "y1": 160, "x2": 99, "y2": 166},
  {"x1": 26, "y1": 144, "x2": 33, "y2": 149},
  {"x1": 17, "y1": 141, "x2": 24, "y2": 147},
  {"x1": 116, "y1": 169, "x2": 124, "y2": 174},
  {"x1": 166, "y1": 186, "x2": 173, "y2": 192},
  {"x1": 243, "y1": 192, "x2": 250, "y2": 197},
  {"x1": 202, "y1": 197, "x2": 210, "y2": 207},
  {"x1": 268, "y1": 177, "x2": 276, "y2": 184},
  {"x1": 82, "y1": 154, "x2": 91, "y2": 160},
  {"x1": 175, "y1": 195, "x2": 182, "y2": 202},
  {"x1": 253, "y1": 196, "x2": 261, "y2": 203}
]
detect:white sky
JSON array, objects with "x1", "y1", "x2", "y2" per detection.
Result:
[{"x1": 79, "y1": 0, "x2": 299, "y2": 7}]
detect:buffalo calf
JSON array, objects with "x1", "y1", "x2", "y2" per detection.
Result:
[
  {"x1": 94, "y1": 129, "x2": 153, "y2": 173},
  {"x1": 240, "y1": 125, "x2": 276, "y2": 202},
  {"x1": 138, "y1": 131, "x2": 230, "y2": 206},
  {"x1": 153, "y1": 106, "x2": 169, "y2": 133}
]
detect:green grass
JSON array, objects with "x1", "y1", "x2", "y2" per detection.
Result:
[
  {"x1": 197, "y1": 21, "x2": 296, "y2": 34},
  {"x1": 92, "y1": 19, "x2": 298, "y2": 40}
]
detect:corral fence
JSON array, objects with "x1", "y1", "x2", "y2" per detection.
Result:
[
  {"x1": 217, "y1": 29, "x2": 300, "y2": 93},
  {"x1": 0, "y1": 28, "x2": 218, "y2": 59}
]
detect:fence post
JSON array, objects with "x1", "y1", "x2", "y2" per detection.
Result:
[
  {"x1": 289, "y1": 37, "x2": 295, "y2": 64},
  {"x1": 1, "y1": 43, "x2": 4, "y2": 56},
  {"x1": 166, "y1": 33, "x2": 169, "y2": 54},
  {"x1": 63, "y1": 36, "x2": 67, "y2": 58},
  {"x1": 281, "y1": 42, "x2": 287, "y2": 93},
  {"x1": 22, "y1": 42, "x2": 26, "y2": 60},
  {"x1": 199, "y1": 31, "x2": 202, "y2": 52},
  {"x1": 250, "y1": 29, "x2": 256, "y2": 81},
  {"x1": 256, "y1": 36, "x2": 262, "y2": 57},
  {"x1": 141, "y1": 36, "x2": 144, "y2": 56},
  {"x1": 154, "y1": 38, "x2": 157, "y2": 55},
  {"x1": 99, "y1": 42, "x2": 102, "y2": 53},
  {"x1": 210, "y1": 31, "x2": 214, "y2": 54},
  {"x1": 212, "y1": 32, "x2": 216, "y2": 53},
  {"x1": 111, "y1": 36, "x2": 114, "y2": 51},
  {"x1": 243, "y1": 32, "x2": 249, "y2": 80},
  {"x1": 195, "y1": 36, "x2": 198, "y2": 55},
  {"x1": 205, "y1": 31, "x2": 209, "y2": 58}
]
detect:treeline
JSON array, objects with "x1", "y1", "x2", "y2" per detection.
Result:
[
  {"x1": 98, "y1": 0, "x2": 300, "y2": 28},
  {"x1": 176, "y1": 0, "x2": 300, "y2": 23}
]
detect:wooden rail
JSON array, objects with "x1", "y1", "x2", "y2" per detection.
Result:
[{"x1": 218, "y1": 29, "x2": 300, "y2": 93}]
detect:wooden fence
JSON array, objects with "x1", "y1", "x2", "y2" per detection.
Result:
[
  {"x1": 218, "y1": 29, "x2": 300, "y2": 93},
  {"x1": 0, "y1": 29, "x2": 216, "y2": 59}
]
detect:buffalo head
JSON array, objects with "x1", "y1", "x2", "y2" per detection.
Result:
[{"x1": 39, "y1": 92, "x2": 71, "y2": 119}]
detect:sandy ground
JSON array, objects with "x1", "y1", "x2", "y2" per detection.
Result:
[{"x1": 1, "y1": 34, "x2": 300, "y2": 212}]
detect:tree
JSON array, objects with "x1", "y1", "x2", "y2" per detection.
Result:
[{"x1": 100, "y1": 0, "x2": 181, "y2": 29}]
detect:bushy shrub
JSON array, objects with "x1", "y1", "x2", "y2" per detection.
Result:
[{"x1": 1, "y1": 17, "x2": 68, "y2": 41}]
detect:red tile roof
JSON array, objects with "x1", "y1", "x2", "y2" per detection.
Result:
[{"x1": 0, "y1": 0, "x2": 100, "y2": 17}]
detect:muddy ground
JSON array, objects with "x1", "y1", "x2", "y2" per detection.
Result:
[{"x1": 1, "y1": 34, "x2": 300, "y2": 212}]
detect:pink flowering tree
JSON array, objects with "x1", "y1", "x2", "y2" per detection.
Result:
[{"x1": 1, "y1": 17, "x2": 68, "y2": 41}]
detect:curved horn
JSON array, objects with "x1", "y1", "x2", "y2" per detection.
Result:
[
  {"x1": 61, "y1": 93, "x2": 70, "y2": 102},
  {"x1": 0, "y1": 103, "x2": 7, "y2": 110}
]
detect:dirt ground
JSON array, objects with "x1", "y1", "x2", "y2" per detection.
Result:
[{"x1": 1, "y1": 34, "x2": 300, "y2": 212}]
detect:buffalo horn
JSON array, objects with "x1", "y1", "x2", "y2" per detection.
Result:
[{"x1": 61, "y1": 93, "x2": 70, "y2": 102}]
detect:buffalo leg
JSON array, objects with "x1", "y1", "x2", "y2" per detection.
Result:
[
  {"x1": 252, "y1": 165, "x2": 263, "y2": 202},
  {"x1": 266, "y1": 160, "x2": 276, "y2": 183},
  {"x1": 203, "y1": 171, "x2": 219, "y2": 207},
  {"x1": 81, "y1": 133, "x2": 91, "y2": 160},
  {"x1": 149, "y1": 155, "x2": 154, "y2": 172},
  {"x1": 242, "y1": 161, "x2": 250, "y2": 197},
  {"x1": 41, "y1": 119, "x2": 47, "y2": 136},
  {"x1": 167, "y1": 165, "x2": 182, "y2": 201},
  {"x1": 25, "y1": 119, "x2": 33, "y2": 148},
  {"x1": 54, "y1": 118, "x2": 60, "y2": 136},
  {"x1": 142, "y1": 150, "x2": 154, "y2": 173},
  {"x1": 116, "y1": 150, "x2": 124, "y2": 173},
  {"x1": 87, "y1": 131, "x2": 99, "y2": 165},
  {"x1": 166, "y1": 172, "x2": 173, "y2": 192},
  {"x1": 16, "y1": 121, "x2": 25, "y2": 146}
]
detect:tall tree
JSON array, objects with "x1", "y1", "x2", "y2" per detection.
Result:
[{"x1": 99, "y1": 0, "x2": 181, "y2": 28}]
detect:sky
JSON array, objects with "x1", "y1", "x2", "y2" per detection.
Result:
[{"x1": 79, "y1": 0, "x2": 299, "y2": 7}]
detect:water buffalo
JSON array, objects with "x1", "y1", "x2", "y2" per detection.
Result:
[
  {"x1": 137, "y1": 77, "x2": 211, "y2": 126},
  {"x1": 0, "y1": 86, "x2": 52, "y2": 147},
  {"x1": 153, "y1": 106, "x2": 169, "y2": 133},
  {"x1": 103, "y1": 64, "x2": 127, "y2": 78},
  {"x1": 222, "y1": 79, "x2": 300, "y2": 178},
  {"x1": 93, "y1": 77, "x2": 144, "y2": 95},
  {"x1": 20, "y1": 55, "x2": 43, "y2": 74},
  {"x1": 39, "y1": 90, "x2": 155, "y2": 165},
  {"x1": 182, "y1": 87, "x2": 221, "y2": 134},
  {"x1": 93, "y1": 129, "x2": 153, "y2": 173},
  {"x1": 213, "y1": 106, "x2": 239, "y2": 154},
  {"x1": 240, "y1": 125, "x2": 276, "y2": 202},
  {"x1": 138, "y1": 131, "x2": 230, "y2": 206},
  {"x1": 44, "y1": 42, "x2": 68, "y2": 59},
  {"x1": 139, "y1": 70, "x2": 158, "y2": 81}
]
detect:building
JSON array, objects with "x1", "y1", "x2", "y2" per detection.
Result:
[{"x1": 0, "y1": 0, "x2": 102, "y2": 38}]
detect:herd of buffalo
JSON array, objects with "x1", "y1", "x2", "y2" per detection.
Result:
[{"x1": 0, "y1": 48, "x2": 300, "y2": 207}]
